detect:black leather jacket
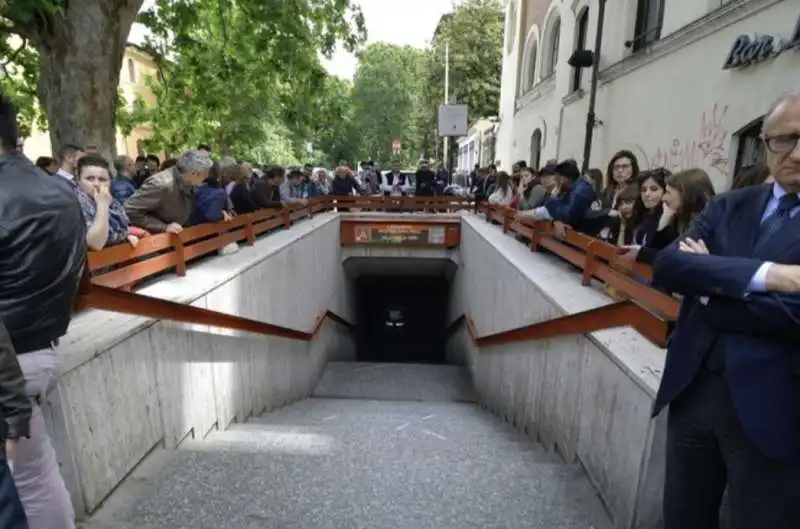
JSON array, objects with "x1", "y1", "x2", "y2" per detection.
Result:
[
  {"x1": 0, "y1": 152, "x2": 86, "y2": 355},
  {"x1": 0, "y1": 321, "x2": 30, "y2": 440}
]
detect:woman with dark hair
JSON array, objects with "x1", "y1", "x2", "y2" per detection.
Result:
[
  {"x1": 619, "y1": 167, "x2": 715, "y2": 267},
  {"x1": 731, "y1": 163, "x2": 771, "y2": 189},
  {"x1": 488, "y1": 171, "x2": 514, "y2": 205},
  {"x1": 605, "y1": 150, "x2": 640, "y2": 200},
  {"x1": 662, "y1": 168, "x2": 716, "y2": 234},
  {"x1": 616, "y1": 168, "x2": 669, "y2": 268},
  {"x1": 35, "y1": 156, "x2": 57, "y2": 175},
  {"x1": 586, "y1": 168, "x2": 605, "y2": 194},
  {"x1": 585, "y1": 151, "x2": 640, "y2": 234},
  {"x1": 599, "y1": 183, "x2": 640, "y2": 245}
]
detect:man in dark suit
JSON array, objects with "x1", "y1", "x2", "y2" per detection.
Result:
[
  {"x1": 652, "y1": 90, "x2": 800, "y2": 528},
  {"x1": 414, "y1": 158, "x2": 436, "y2": 197}
]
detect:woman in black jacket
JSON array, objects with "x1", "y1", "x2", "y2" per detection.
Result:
[
  {"x1": 229, "y1": 168, "x2": 258, "y2": 214},
  {"x1": 616, "y1": 168, "x2": 671, "y2": 269},
  {"x1": 330, "y1": 166, "x2": 361, "y2": 196},
  {"x1": 618, "y1": 167, "x2": 715, "y2": 268}
]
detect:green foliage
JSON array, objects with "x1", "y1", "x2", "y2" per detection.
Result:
[
  {"x1": 136, "y1": 0, "x2": 366, "y2": 163},
  {"x1": 419, "y1": 0, "x2": 504, "y2": 161},
  {"x1": 306, "y1": 75, "x2": 359, "y2": 167},
  {"x1": 349, "y1": 42, "x2": 427, "y2": 166},
  {"x1": 0, "y1": 31, "x2": 43, "y2": 138}
]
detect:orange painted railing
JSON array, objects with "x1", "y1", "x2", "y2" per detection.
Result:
[
  {"x1": 479, "y1": 203, "x2": 680, "y2": 323},
  {"x1": 88, "y1": 196, "x2": 474, "y2": 288},
  {"x1": 76, "y1": 282, "x2": 354, "y2": 341},
  {"x1": 447, "y1": 300, "x2": 670, "y2": 348},
  {"x1": 80, "y1": 195, "x2": 678, "y2": 346}
]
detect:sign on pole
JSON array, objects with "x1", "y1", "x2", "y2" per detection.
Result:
[
  {"x1": 392, "y1": 139, "x2": 402, "y2": 155},
  {"x1": 438, "y1": 104, "x2": 468, "y2": 136}
]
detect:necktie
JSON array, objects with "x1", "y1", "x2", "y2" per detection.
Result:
[{"x1": 753, "y1": 194, "x2": 800, "y2": 256}]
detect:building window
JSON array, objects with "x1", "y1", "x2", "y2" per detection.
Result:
[
  {"x1": 522, "y1": 41, "x2": 538, "y2": 93},
  {"x1": 506, "y1": 1, "x2": 517, "y2": 55},
  {"x1": 543, "y1": 17, "x2": 561, "y2": 78},
  {"x1": 572, "y1": 8, "x2": 590, "y2": 92},
  {"x1": 530, "y1": 129, "x2": 542, "y2": 170},
  {"x1": 127, "y1": 58, "x2": 136, "y2": 83},
  {"x1": 734, "y1": 118, "x2": 766, "y2": 177},
  {"x1": 631, "y1": 0, "x2": 664, "y2": 52}
]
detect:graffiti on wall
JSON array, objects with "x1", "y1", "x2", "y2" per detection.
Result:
[{"x1": 648, "y1": 103, "x2": 730, "y2": 176}]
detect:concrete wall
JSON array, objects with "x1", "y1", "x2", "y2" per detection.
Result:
[
  {"x1": 501, "y1": 0, "x2": 797, "y2": 189},
  {"x1": 447, "y1": 215, "x2": 666, "y2": 529},
  {"x1": 45, "y1": 213, "x2": 355, "y2": 517}
]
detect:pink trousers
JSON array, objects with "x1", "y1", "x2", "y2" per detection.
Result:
[{"x1": 13, "y1": 347, "x2": 75, "y2": 529}]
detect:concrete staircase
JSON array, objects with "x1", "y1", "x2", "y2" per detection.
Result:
[{"x1": 83, "y1": 362, "x2": 611, "y2": 529}]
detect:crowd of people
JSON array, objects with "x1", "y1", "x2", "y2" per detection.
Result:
[
  {"x1": 1, "y1": 79, "x2": 799, "y2": 529},
  {"x1": 29, "y1": 149, "x2": 461, "y2": 257},
  {"x1": 468, "y1": 91, "x2": 799, "y2": 529},
  {"x1": 472, "y1": 151, "x2": 771, "y2": 280}
]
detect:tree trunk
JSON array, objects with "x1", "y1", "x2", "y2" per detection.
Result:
[{"x1": 35, "y1": 0, "x2": 143, "y2": 159}]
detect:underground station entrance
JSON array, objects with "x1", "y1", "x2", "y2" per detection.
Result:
[{"x1": 70, "y1": 198, "x2": 671, "y2": 529}]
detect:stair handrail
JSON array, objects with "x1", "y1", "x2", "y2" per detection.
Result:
[
  {"x1": 479, "y1": 203, "x2": 680, "y2": 320},
  {"x1": 447, "y1": 299, "x2": 670, "y2": 348},
  {"x1": 75, "y1": 280, "x2": 354, "y2": 341}
]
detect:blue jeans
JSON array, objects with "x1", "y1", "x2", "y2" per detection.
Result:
[{"x1": 0, "y1": 452, "x2": 27, "y2": 529}]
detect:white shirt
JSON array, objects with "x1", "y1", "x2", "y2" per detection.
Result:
[{"x1": 56, "y1": 168, "x2": 74, "y2": 181}]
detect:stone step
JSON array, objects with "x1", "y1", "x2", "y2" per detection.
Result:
[{"x1": 313, "y1": 361, "x2": 477, "y2": 402}]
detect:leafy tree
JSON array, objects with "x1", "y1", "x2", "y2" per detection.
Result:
[
  {"x1": 419, "y1": 0, "x2": 503, "y2": 164},
  {"x1": 136, "y1": 0, "x2": 366, "y2": 163},
  {"x1": 1, "y1": 0, "x2": 145, "y2": 157},
  {"x1": 350, "y1": 42, "x2": 426, "y2": 167},
  {"x1": 0, "y1": 35, "x2": 44, "y2": 139},
  {"x1": 306, "y1": 75, "x2": 359, "y2": 167}
]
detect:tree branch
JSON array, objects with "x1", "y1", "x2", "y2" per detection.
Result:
[
  {"x1": 0, "y1": 14, "x2": 35, "y2": 41},
  {"x1": 1, "y1": 36, "x2": 27, "y2": 73}
]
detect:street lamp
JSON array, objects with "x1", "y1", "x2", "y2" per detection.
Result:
[{"x1": 568, "y1": 0, "x2": 607, "y2": 175}]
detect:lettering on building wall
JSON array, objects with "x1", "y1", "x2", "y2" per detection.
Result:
[
  {"x1": 649, "y1": 103, "x2": 729, "y2": 177},
  {"x1": 722, "y1": 13, "x2": 800, "y2": 69}
]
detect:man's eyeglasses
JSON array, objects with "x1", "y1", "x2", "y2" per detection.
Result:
[{"x1": 762, "y1": 133, "x2": 800, "y2": 153}]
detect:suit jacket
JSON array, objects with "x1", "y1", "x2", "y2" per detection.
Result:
[
  {"x1": 652, "y1": 185, "x2": 800, "y2": 462},
  {"x1": 415, "y1": 169, "x2": 435, "y2": 196}
]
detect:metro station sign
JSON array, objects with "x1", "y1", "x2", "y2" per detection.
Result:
[
  {"x1": 340, "y1": 220, "x2": 460, "y2": 248},
  {"x1": 722, "y1": 13, "x2": 800, "y2": 70}
]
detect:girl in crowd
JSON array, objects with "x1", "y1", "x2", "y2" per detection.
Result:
[
  {"x1": 598, "y1": 183, "x2": 640, "y2": 245},
  {"x1": 488, "y1": 171, "x2": 514, "y2": 205},
  {"x1": 618, "y1": 167, "x2": 715, "y2": 268},
  {"x1": 616, "y1": 168, "x2": 669, "y2": 267},
  {"x1": 229, "y1": 164, "x2": 258, "y2": 214}
]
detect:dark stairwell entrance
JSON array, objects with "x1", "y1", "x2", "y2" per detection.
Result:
[{"x1": 355, "y1": 275, "x2": 449, "y2": 364}]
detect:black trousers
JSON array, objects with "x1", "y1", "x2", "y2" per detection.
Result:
[
  {"x1": 664, "y1": 369, "x2": 800, "y2": 529},
  {"x1": 0, "y1": 452, "x2": 27, "y2": 529}
]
